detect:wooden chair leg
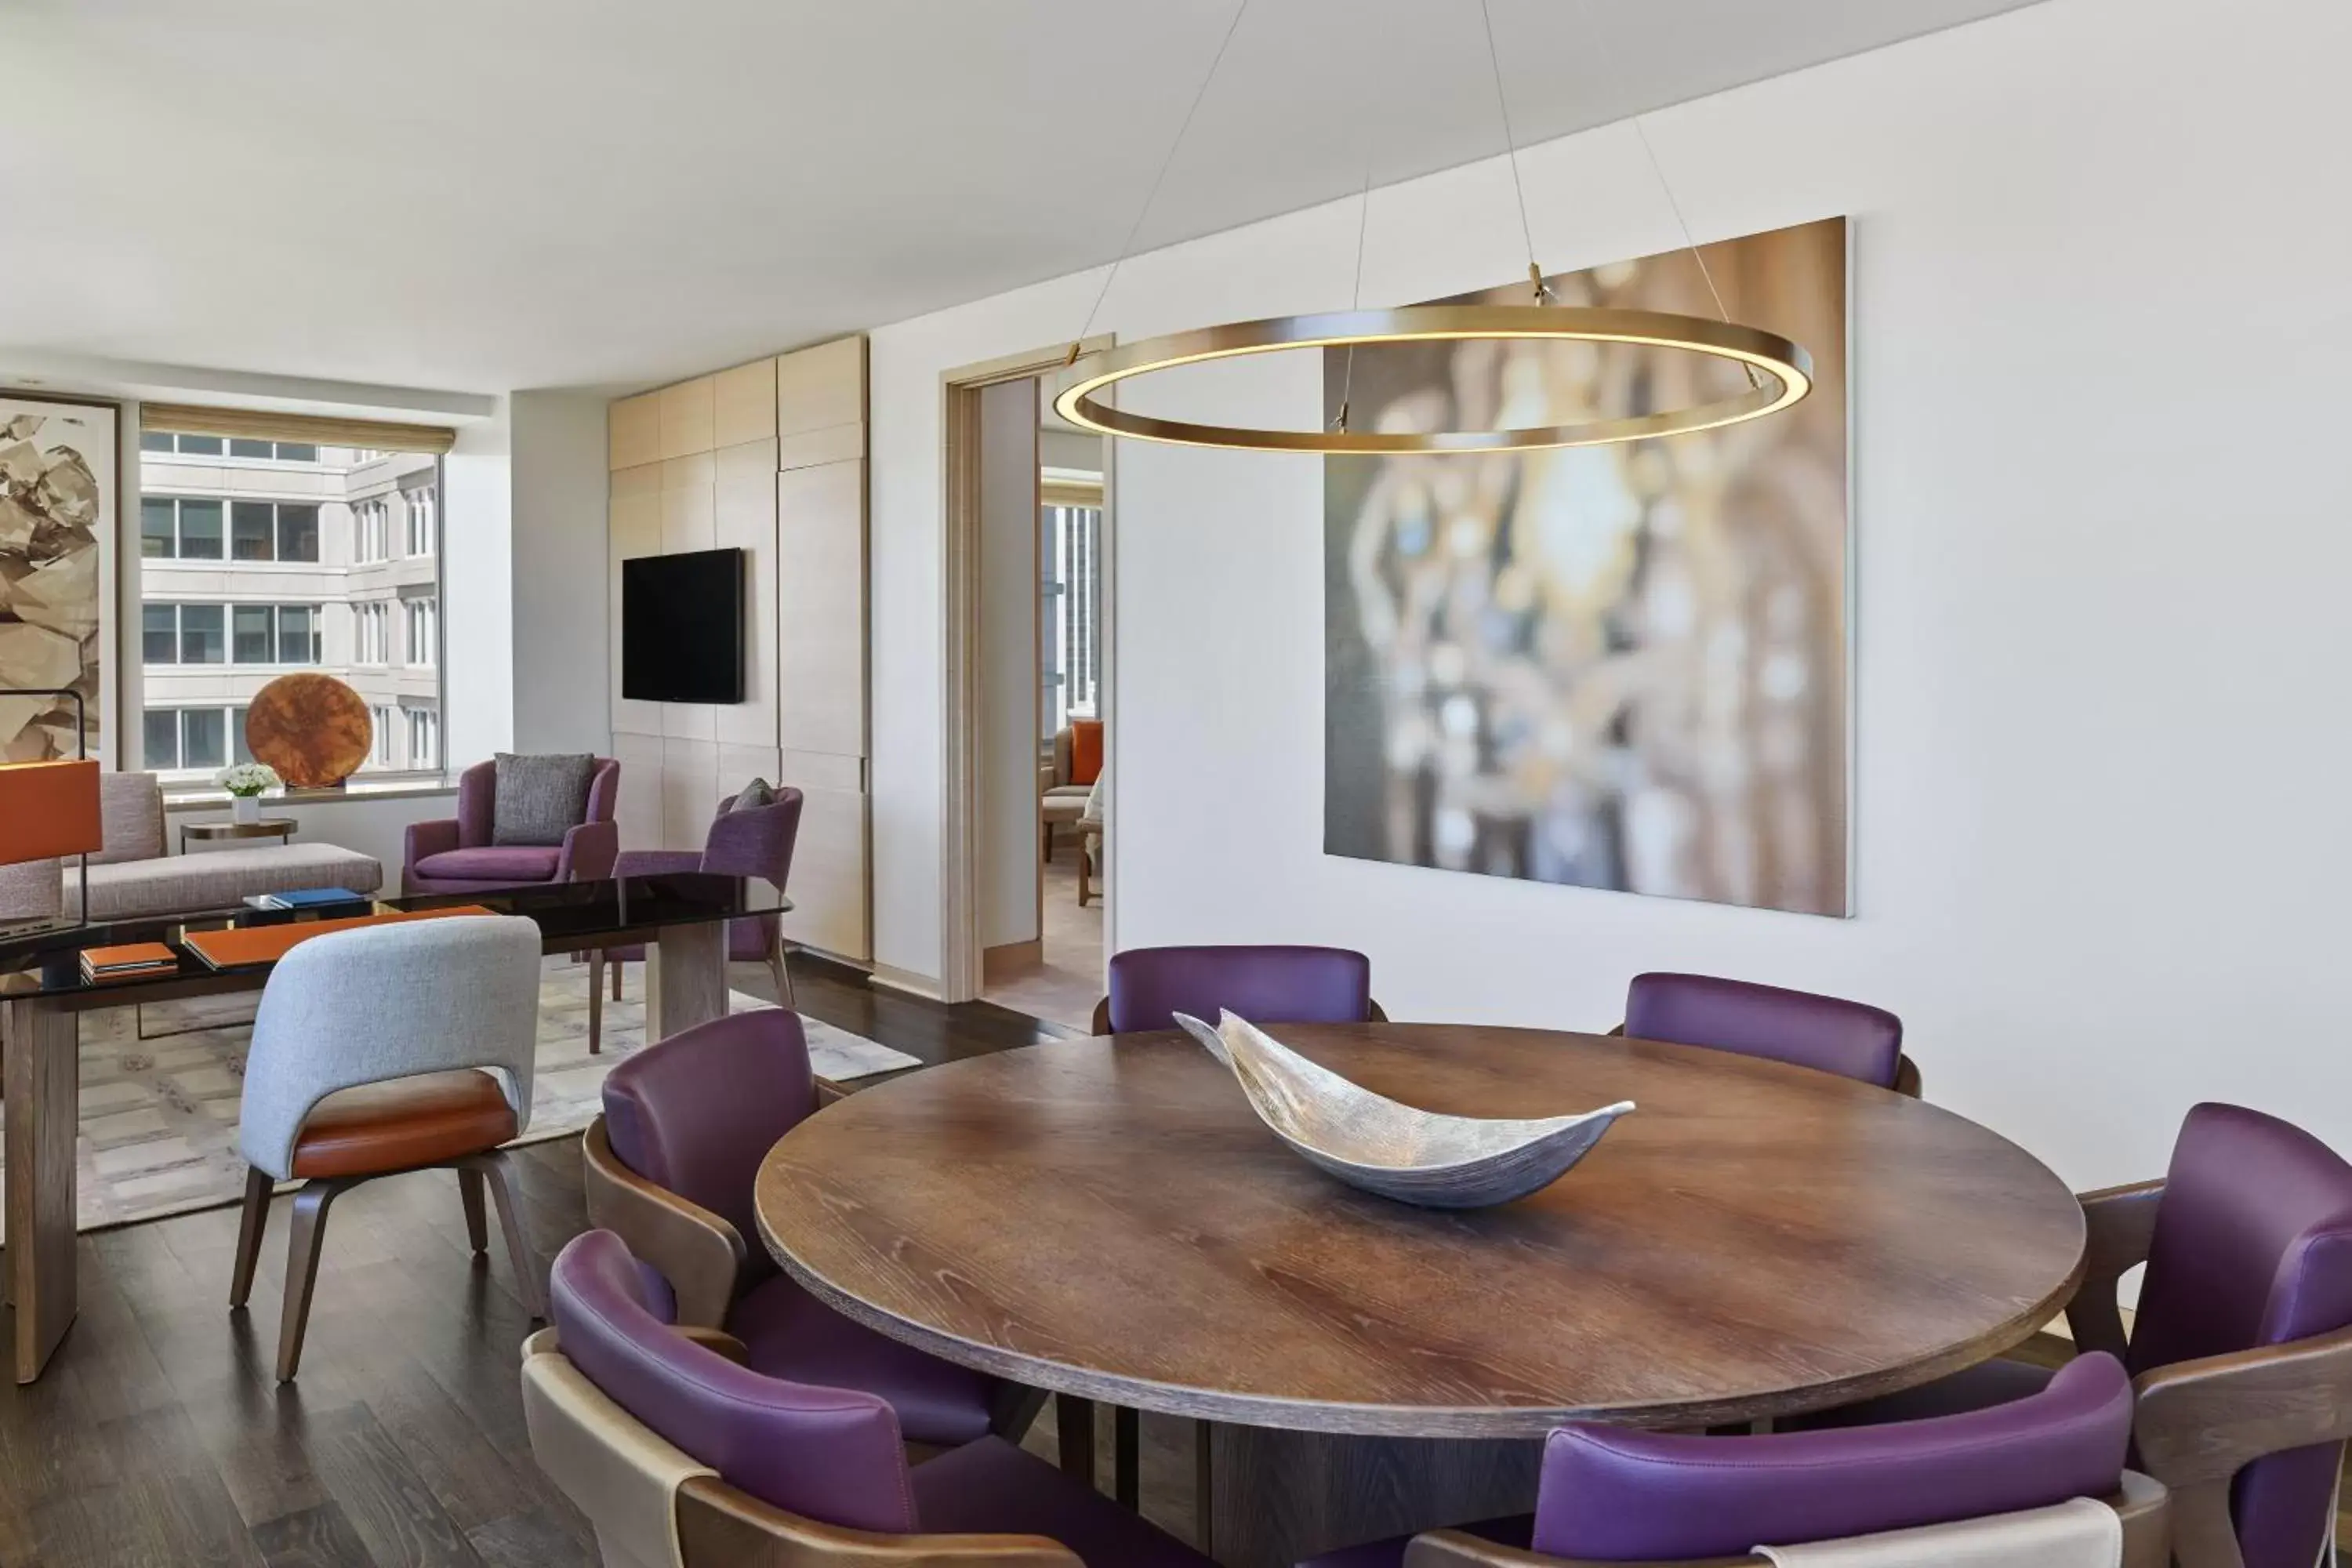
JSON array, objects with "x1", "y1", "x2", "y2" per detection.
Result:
[
  {"x1": 1114, "y1": 1406, "x2": 1139, "y2": 1508},
  {"x1": 229, "y1": 1166, "x2": 274, "y2": 1309},
  {"x1": 1055, "y1": 1396, "x2": 1096, "y2": 1488},
  {"x1": 458, "y1": 1165, "x2": 490, "y2": 1254},
  {"x1": 768, "y1": 935, "x2": 797, "y2": 1011},
  {"x1": 612, "y1": 957, "x2": 625, "y2": 1002},
  {"x1": 277, "y1": 1178, "x2": 353, "y2": 1381},
  {"x1": 586, "y1": 952, "x2": 604, "y2": 1055},
  {"x1": 466, "y1": 1149, "x2": 546, "y2": 1319}
]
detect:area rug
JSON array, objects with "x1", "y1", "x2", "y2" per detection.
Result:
[{"x1": 9, "y1": 956, "x2": 920, "y2": 1232}]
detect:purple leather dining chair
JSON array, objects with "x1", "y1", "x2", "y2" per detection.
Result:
[
  {"x1": 580, "y1": 1007, "x2": 1029, "y2": 1447},
  {"x1": 586, "y1": 785, "x2": 801, "y2": 1052},
  {"x1": 535, "y1": 1229, "x2": 1213, "y2": 1566},
  {"x1": 401, "y1": 757, "x2": 619, "y2": 896},
  {"x1": 1842, "y1": 1102, "x2": 2352, "y2": 1568},
  {"x1": 1620, "y1": 971, "x2": 1918, "y2": 1094},
  {"x1": 1298, "y1": 1352, "x2": 2161, "y2": 1568},
  {"x1": 1092, "y1": 943, "x2": 1384, "y2": 1036}
]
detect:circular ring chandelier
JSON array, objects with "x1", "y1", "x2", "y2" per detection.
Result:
[
  {"x1": 1054, "y1": 0, "x2": 1816, "y2": 456},
  {"x1": 1051, "y1": 305, "x2": 1812, "y2": 455}
]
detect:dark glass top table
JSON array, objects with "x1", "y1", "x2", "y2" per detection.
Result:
[{"x1": 0, "y1": 873, "x2": 789, "y2": 1383}]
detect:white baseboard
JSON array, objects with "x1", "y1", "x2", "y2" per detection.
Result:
[{"x1": 867, "y1": 962, "x2": 945, "y2": 1002}]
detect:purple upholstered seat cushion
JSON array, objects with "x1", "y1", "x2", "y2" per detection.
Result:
[
  {"x1": 2128, "y1": 1102, "x2": 2352, "y2": 1568},
  {"x1": 1105, "y1": 945, "x2": 1374, "y2": 1035},
  {"x1": 731, "y1": 1272, "x2": 996, "y2": 1446},
  {"x1": 548, "y1": 1231, "x2": 920, "y2": 1534},
  {"x1": 412, "y1": 844, "x2": 562, "y2": 883},
  {"x1": 1531, "y1": 1352, "x2": 2132, "y2": 1560},
  {"x1": 911, "y1": 1436, "x2": 1213, "y2": 1567},
  {"x1": 601, "y1": 1009, "x2": 814, "y2": 1276},
  {"x1": 1623, "y1": 972, "x2": 1903, "y2": 1087}
]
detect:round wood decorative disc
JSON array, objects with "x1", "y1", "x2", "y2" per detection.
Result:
[{"x1": 243, "y1": 674, "x2": 373, "y2": 788}]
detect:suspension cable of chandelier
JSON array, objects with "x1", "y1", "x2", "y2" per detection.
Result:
[{"x1": 1477, "y1": 0, "x2": 1548, "y2": 303}]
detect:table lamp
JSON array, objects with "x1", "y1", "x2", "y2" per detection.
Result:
[{"x1": 0, "y1": 687, "x2": 100, "y2": 934}]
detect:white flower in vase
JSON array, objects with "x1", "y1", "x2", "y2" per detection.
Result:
[{"x1": 215, "y1": 763, "x2": 282, "y2": 825}]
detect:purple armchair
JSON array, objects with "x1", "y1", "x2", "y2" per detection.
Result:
[
  {"x1": 1800, "y1": 1102, "x2": 2352, "y2": 1568},
  {"x1": 586, "y1": 786, "x2": 801, "y2": 1051},
  {"x1": 401, "y1": 757, "x2": 619, "y2": 897},
  {"x1": 580, "y1": 1008, "x2": 1028, "y2": 1448},
  {"x1": 1619, "y1": 971, "x2": 1919, "y2": 1094},
  {"x1": 1091, "y1": 943, "x2": 1385, "y2": 1037},
  {"x1": 529, "y1": 1229, "x2": 1213, "y2": 1566},
  {"x1": 1300, "y1": 1352, "x2": 2161, "y2": 1568}
]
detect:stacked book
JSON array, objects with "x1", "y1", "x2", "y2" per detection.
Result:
[
  {"x1": 79, "y1": 942, "x2": 180, "y2": 983},
  {"x1": 243, "y1": 887, "x2": 369, "y2": 912}
]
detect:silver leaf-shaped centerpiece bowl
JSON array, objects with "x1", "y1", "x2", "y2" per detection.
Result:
[{"x1": 1172, "y1": 1011, "x2": 1634, "y2": 1209}]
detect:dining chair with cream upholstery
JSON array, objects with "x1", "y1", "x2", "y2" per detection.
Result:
[
  {"x1": 581, "y1": 1007, "x2": 1036, "y2": 1447},
  {"x1": 1800, "y1": 1100, "x2": 2352, "y2": 1568},
  {"x1": 230, "y1": 914, "x2": 546, "y2": 1381},
  {"x1": 1296, "y1": 1351, "x2": 2165, "y2": 1568},
  {"x1": 1616, "y1": 971, "x2": 1919, "y2": 1095},
  {"x1": 524, "y1": 1229, "x2": 1213, "y2": 1568}
]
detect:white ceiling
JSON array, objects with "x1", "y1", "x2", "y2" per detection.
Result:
[{"x1": 2, "y1": 0, "x2": 2044, "y2": 397}]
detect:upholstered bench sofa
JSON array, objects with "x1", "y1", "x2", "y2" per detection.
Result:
[{"x1": 0, "y1": 771, "x2": 383, "y2": 924}]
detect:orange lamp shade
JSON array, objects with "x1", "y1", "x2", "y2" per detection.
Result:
[{"x1": 0, "y1": 758, "x2": 103, "y2": 866}]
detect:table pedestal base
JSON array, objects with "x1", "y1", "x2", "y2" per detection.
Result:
[
  {"x1": 1201, "y1": 1424, "x2": 1541, "y2": 1568},
  {"x1": 644, "y1": 922, "x2": 728, "y2": 1040},
  {"x1": 4, "y1": 997, "x2": 80, "y2": 1383}
]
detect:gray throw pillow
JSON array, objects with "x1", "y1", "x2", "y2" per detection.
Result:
[
  {"x1": 492, "y1": 753, "x2": 598, "y2": 846},
  {"x1": 728, "y1": 777, "x2": 775, "y2": 811}
]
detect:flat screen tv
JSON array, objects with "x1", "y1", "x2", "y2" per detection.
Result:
[{"x1": 622, "y1": 547, "x2": 746, "y2": 704}]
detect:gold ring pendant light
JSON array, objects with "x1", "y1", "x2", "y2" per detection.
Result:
[{"x1": 1051, "y1": 2, "x2": 1814, "y2": 456}]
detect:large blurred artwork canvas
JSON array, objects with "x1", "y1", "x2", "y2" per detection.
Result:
[
  {"x1": 0, "y1": 394, "x2": 114, "y2": 763},
  {"x1": 1324, "y1": 216, "x2": 1849, "y2": 916}
]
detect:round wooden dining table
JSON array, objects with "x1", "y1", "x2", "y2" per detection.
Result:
[{"x1": 754, "y1": 1023, "x2": 2086, "y2": 1568}]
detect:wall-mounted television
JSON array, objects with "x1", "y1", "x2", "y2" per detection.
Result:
[{"x1": 622, "y1": 547, "x2": 746, "y2": 704}]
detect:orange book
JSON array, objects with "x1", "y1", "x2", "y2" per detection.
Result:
[
  {"x1": 78, "y1": 942, "x2": 180, "y2": 978},
  {"x1": 181, "y1": 905, "x2": 501, "y2": 971}
]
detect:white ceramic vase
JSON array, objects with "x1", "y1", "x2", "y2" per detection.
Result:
[{"x1": 231, "y1": 793, "x2": 262, "y2": 826}]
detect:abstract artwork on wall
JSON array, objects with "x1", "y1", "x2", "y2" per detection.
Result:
[
  {"x1": 1324, "y1": 217, "x2": 1849, "y2": 916},
  {"x1": 0, "y1": 394, "x2": 116, "y2": 763}
]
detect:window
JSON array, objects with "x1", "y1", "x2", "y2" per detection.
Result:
[
  {"x1": 140, "y1": 432, "x2": 321, "y2": 462},
  {"x1": 405, "y1": 597, "x2": 437, "y2": 666},
  {"x1": 149, "y1": 603, "x2": 317, "y2": 666},
  {"x1": 1042, "y1": 503, "x2": 1104, "y2": 735},
  {"x1": 354, "y1": 498, "x2": 390, "y2": 563},
  {"x1": 226, "y1": 500, "x2": 319, "y2": 563},
  {"x1": 139, "y1": 496, "x2": 225, "y2": 559},
  {"x1": 354, "y1": 601, "x2": 389, "y2": 664},
  {"x1": 404, "y1": 485, "x2": 436, "y2": 557},
  {"x1": 140, "y1": 706, "x2": 256, "y2": 772},
  {"x1": 371, "y1": 706, "x2": 396, "y2": 768},
  {"x1": 405, "y1": 708, "x2": 438, "y2": 770}
]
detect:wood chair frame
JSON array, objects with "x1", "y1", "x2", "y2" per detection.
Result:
[
  {"x1": 1399, "y1": 1472, "x2": 2169, "y2": 1568},
  {"x1": 581, "y1": 1114, "x2": 1046, "y2": 1443},
  {"x1": 586, "y1": 931, "x2": 796, "y2": 1054},
  {"x1": 230, "y1": 1145, "x2": 543, "y2": 1381}
]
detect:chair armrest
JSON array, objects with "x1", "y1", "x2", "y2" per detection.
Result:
[
  {"x1": 557, "y1": 818, "x2": 619, "y2": 882},
  {"x1": 405, "y1": 817, "x2": 460, "y2": 868},
  {"x1": 614, "y1": 848, "x2": 704, "y2": 880},
  {"x1": 1892, "y1": 1053, "x2": 1924, "y2": 1098},
  {"x1": 581, "y1": 1116, "x2": 745, "y2": 1329},
  {"x1": 2132, "y1": 1325, "x2": 2352, "y2": 1568},
  {"x1": 673, "y1": 1326, "x2": 750, "y2": 1366},
  {"x1": 677, "y1": 1475, "x2": 1083, "y2": 1567},
  {"x1": 1089, "y1": 996, "x2": 1112, "y2": 1036},
  {"x1": 2064, "y1": 1178, "x2": 2165, "y2": 1359},
  {"x1": 815, "y1": 1077, "x2": 849, "y2": 1108},
  {"x1": 1406, "y1": 1533, "x2": 1595, "y2": 1567}
]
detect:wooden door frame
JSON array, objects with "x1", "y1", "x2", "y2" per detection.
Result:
[{"x1": 938, "y1": 338, "x2": 1114, "y2": 1004}]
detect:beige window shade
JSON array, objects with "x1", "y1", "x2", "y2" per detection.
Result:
[
  {"x1": 140, "y1": 402, "x2": 458, "y2": 455},
  {"x1": 1040, "y1": 475, "x2": 1103, "y2": 509}
]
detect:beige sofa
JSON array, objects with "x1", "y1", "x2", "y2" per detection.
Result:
[{"x1": 0, "y1": 771, "x2": 383, "y2": 924}]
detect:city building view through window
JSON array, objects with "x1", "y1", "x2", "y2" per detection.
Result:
[{"x1": 136, "y1": 433, "x2": 442, "y2": 779}]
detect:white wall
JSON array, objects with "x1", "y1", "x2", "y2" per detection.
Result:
[
  {"x1": 869, "y1": 0, "x2": 2352, "y2": 1192},
  {"x1": 977, "y1": 378, "x2": 1040, "y2": 950},
  {"x1": 442, "y1": 405, "x2": 515, "y2": 765},
  {"x1": 509, "y1": 390, "x2": 612, "y2": 756}
]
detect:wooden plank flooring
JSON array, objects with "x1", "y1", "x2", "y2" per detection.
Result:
[{"x1": 3, "y1": 958, "x2": 2343, "y2": 1563}]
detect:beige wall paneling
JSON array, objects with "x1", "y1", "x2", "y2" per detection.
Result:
[
  {"x1": 612, "y1": 731, "x2": 666, "y2": 853},
  {"x1": 717, "y1": 744, "x2": 783, "y2": 802},
  {"x1": 608, "y1": 463, "x2": 665, "y2": 739},
  {"x1": 713, "y1": 439, "x2": 781, "y2": 751},
  {"x1": 778, "y1": 422, "x2": 865, "y2": 473},
  {"x1": 657, "y1": 376, "x2": 716, "y2": 460},
  {"x1": 713, "y1": 358, "x2": 778, "y2": 449},
  {"x1": 779, "y1": 749, "x2": 862, "y2": 793},
  {"x1": 776, "y1": 458, "x2": 869, "y2": 760},
  {"x1": 661, "y1": 736, "x2": 720, "y2": 851},
  {"x1": 779, "y1": 782, "x2": 870, "y2": 962},
  {"x1": 609, "y1": 392, "x2": 661, "y2": 470},
  {"x1": 659, "y1": 452, "x2": 718, "y2": 742},
  {"x1": 775, "y1": 336, "x2": 866, "y2": 439}
]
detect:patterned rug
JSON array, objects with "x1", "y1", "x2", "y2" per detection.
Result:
[{"x1": 17, "y1": 956, "x2": 920, "y2": 1232}]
